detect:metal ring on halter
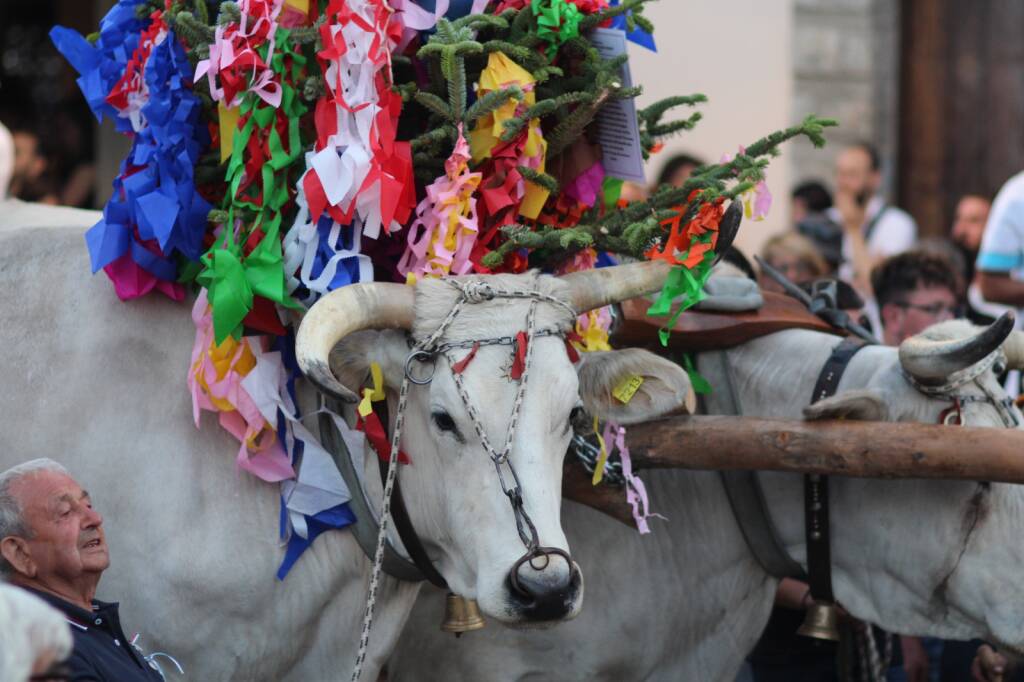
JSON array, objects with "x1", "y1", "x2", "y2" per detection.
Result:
[
  {"x1": 404, "y1": 350, "x2": 436, "y2": 385},
  {"x1": 509, "y1": 546, "x2": 573, "y2": 597}
]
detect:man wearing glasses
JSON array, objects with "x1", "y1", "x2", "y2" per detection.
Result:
[{"x1": 871, "y1": 250, "x2": 961, "y2": 346}]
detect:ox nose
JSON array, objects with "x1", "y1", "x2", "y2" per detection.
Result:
[{"x1": 507, "y1": 547, "x2": 581, "y2": 621}]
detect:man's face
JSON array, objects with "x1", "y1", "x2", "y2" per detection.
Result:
[
  {"x1": 8, "y1": 470, "x2": 109, "y2": 582},
  {"x1": 834, "y1": 147, "x2": 879, "y2": 201},
  {"x1": 882, "y1": 285, "x2": 959, "y2": 346},
  {"x1": 11, "y1": 131, "x2": 41, "y2": 182},
  {"x1": 951, "y1": 195, "x2": 991, "y2": 252}
]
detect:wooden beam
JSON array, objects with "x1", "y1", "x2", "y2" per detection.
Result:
[
  {"x1": 624, "y1": 415, "x2": 1024, "y2": 483},
  {"x1": 563, "y1": 416, "x2": 1024, "y2": 528}
]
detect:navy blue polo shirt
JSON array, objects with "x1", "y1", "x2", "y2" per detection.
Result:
[{"x1": 23, "y1": 588, "x2": 165, "y2": 682}]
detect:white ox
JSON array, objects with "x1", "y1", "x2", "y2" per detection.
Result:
[
  {"x1": 391, "y1": 314, "x2": 1024, "y2": 681},
  {"x1": 0, "y1": 202, "x2": 693, "y2": 680}
]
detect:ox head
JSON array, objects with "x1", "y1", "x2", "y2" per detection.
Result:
[
  {"x1": 795, "y1": 314, "x2": 1024, "y2": 648},
  {"x1": 296, "y1": 262, "x2": 694, "y2": 625}
]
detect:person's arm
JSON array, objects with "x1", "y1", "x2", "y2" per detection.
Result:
[
  {"x1": 835, "y1": 192, "x2": 874, "y2": 295},
  {"x1": 972, "y1": 643, "x2": 1008, "y2": 682},
  {"x1": 901, "y1": 635, "x2": 929, "y2": 682},
  {"x1": 976, "y1": 193, "x2": 1024, "y2": 306},
  {"x1": 774, "y1": 577, "x2": 813, "y2": 610},
  {"x1": 977, "y1": 271, "x2": 1024, "y2": 307}
]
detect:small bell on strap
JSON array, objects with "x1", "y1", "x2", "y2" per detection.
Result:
[
  {"x1": 797, "y1": 600, "x2": 841, "y2": 642},
  {"x1": 440, "y1": 593, "x2": 486, "y2": 637}
]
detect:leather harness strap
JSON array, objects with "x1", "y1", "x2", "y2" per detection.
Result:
[
  {"x1": 701, "y1": 350, "x2": 807, "y2": 579},
  {"x1": 804, "y1": 336, "x2": 871, "y2": 604}
]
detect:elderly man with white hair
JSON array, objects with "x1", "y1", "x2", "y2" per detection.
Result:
[{"x1": 0, "y1": 459, "x2": 165, "y2": 681}]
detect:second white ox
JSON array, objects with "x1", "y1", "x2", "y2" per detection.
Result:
[
  {"x1": 391, "y1": 312, "x2": 1024, "y2": 681},
  {"x1": 0, "y1": 208, "x2": 692, "y2": 680}
]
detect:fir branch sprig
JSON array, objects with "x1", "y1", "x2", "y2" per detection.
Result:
[
  {"x1": 579, "y1": 0, "x2": 653, "y2": 31},
  {"x1": 481, "y1": 115, "x2": 838, "y2": 269},
  {"x1": 464, "y1": 85, "x2": 525, "y2": 125}
]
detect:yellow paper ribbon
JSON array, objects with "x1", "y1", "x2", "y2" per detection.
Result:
[
  {"x1": 591, "y1": 415, "x2": 609, "y2": 486},
  {"x1": 357, "y1": 362, "x2": 385, "y2": 417},
  {"x1": 218, "y1": 103, "x2": 240, "y2": 163}
]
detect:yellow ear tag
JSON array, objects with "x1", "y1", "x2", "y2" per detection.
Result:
[
  {"x1": 357, "y1": 362, "x2": 386, "y2": 417},
  {"x1": 591, "y1": 415, "x2": 609, "y2": 486},
  {"x1": 612, "y1": 374, "x2": 645, "y2": 404}
]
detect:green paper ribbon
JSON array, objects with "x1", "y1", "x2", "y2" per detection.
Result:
[
  {"x1": 646, "y1": 232, "x2": 716, "y2": 347},
  {"x1": 531, "y1": 0, "x2": 582, "y2": 58},
  {"x1": 197, "y1": 27, "x2": 308, "y2": 343},
  {"x1": 681, "y1": 353, "x2": 712, "y2": 395},
  {"x1": 602, "y1": 176, "x2": 624, "y2": 212}
]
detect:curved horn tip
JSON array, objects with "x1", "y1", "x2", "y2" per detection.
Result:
[
  {"x1": 987, "y1": 311, "x2": 1016, "y2": 345},
  {"x1": 305, "y1": 361, "x2": 360, "y2": 404}
]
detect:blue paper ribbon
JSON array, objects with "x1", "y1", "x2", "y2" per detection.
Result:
[
  {"x1": 608, "y1": 0, "x2": 656, "y2": 51},
  {"x1": 53, "y1": 5, "x2": 212, "y2": 286}
]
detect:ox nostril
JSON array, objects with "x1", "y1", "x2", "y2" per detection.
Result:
[{"x1": 510, "y1": 548, "x2": 573, "y2": 601}]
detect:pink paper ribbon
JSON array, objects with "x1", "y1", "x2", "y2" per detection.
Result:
[{"x1": 603, "y1": 421, "x2": 665, "y2": 534}]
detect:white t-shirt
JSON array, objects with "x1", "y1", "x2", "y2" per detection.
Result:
[
  {"x1": 828, "y1": 196, "x2": 918, "y2": 281},
  {"x1": 977, "y1": 170, "x2": 1024, "y2": 280}
]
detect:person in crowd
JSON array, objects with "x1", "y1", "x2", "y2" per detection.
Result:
[
  {"x1": 7, "y1": 125, "x2": 59, "y2": 204},
  {"x1": 871, "y1": 250, "x2": 960, "y2": 346},
  {"x1": 828, "y1": 142, "x2": 918, "y2": 295},
  {"x1": 977, "y1": 171, "x2": 1024, "y2": 312},
  {"x1": 0, "y1": 122, "x2": 13, "y2": 200},
  {"x1": 655, "y1": 152, "x2": 706, "y2": 189},
  {"x1": 758, "y1": 231, "x2": 831, "y2": 293},
  {"x1": 0, "y1": 582, "x2": 73, "y2": 682},
  {"x1": 0, "y1": 459, "x2": 165, "y2": 681},
  {"x1": 791, "y1": 180, "x2": 833, "y2": 224},
  {"x1": 952, "y1": 193, "x2": 992, "y2": 284}
]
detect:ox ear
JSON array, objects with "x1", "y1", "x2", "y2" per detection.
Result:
[
  {"x1": 577, "y1": 348, "x2": 695, "y2": 425},
  {"x1": 803, "y1": 389, "x2": 892, "y2": 422},
  {"x1": 329, "y1": 330, "x2": 409, "y2": 396}
]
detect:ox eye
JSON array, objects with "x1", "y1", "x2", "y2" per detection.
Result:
[{"x1": 431, "y1": 410, "x2": 458, "y2": 434}]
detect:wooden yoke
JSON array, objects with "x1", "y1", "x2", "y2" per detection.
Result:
[
  {"x1": 612, "y1": 291, "x2": 841, "y2": 353},
  {"x1": 563, "y1": 415, "x2": 1024, "y2": 529}
]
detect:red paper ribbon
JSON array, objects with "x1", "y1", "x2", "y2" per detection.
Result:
[{"x1": 510, "y1": 331, "x2": 528, "y2": 380}]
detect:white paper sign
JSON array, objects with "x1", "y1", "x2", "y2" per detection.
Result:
[{"x1": 590, "y1": 27, "x2": 646, "y2": 184}]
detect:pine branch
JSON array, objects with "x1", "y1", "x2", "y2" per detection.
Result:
[
  {"x1": 411, "y1": 125, "x2": 457, "y2": 152},
  {"x1": 217, "y1": 2, "x2": 240, "y2": 27},
  {"x1": 579, "y1": 0, "x2": 652, "y2": 30},
  {"x1": 464, "y1": 85, "x2": 524, "y2": 125},
  {"x1": 415, "y1": 91, "x2": 456, "y2": 122},
  {"x1": 517, "y1": 166, "x2": 559, "y2": 194}
]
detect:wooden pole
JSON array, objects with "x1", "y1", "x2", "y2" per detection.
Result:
[
  {"x1": 625, "y1": 415, "x2": 1024, "y2": 483},
  {"x1": 561, "y1": 416, "x2": 1024, "y2": 528}
]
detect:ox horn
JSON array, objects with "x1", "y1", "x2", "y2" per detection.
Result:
[
  {"x1": 1004, "y1": 330, "x2": 1024, "y2": 370},
  {"x1": 898, "y1": 312, "x2": 1015, "y2": 382},
  {"x1": 295, "y1": 283, "x2": 415, "y2": 403},
  {"x1": 560, "y1": 260, "x2": 672, "y2": 313}
]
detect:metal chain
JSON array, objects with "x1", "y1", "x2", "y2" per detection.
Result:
[
  {"x1": 570, "y1": 431, "x2": 625, "y2": 486},
  {"x1": 349, "y1": 278, "x2": 576, "y2": 680}
]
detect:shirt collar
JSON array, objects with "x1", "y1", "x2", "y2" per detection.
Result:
[{"x1": 19, "y1": 586, "x2": 117, "y2": 629}]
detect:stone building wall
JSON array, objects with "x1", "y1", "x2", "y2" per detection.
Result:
[{"x1": 789, "y1": 0, "x2": 902, "y2": 198}]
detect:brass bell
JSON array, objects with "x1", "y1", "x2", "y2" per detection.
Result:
[
  {"x1": 440, "y1": 593, "x2": 486, "y2": 637},
  {"x1": 797, "y1": 600, "x2": 841, "y2": 641}
]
